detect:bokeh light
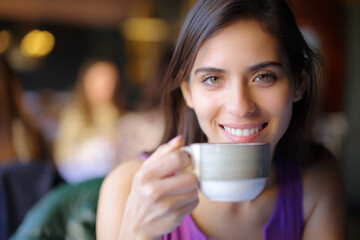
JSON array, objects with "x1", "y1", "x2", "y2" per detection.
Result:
[
  {"x1": 122, "y1": 17, "x2": 169, "y2": 42},
  {"x1": 20, "y1": 30, "x2": 55, "y2": 57}
]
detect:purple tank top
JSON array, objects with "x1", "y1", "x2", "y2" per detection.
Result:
[{"x1": 162, "y1": 159, "x2": 304, "y2": 240}]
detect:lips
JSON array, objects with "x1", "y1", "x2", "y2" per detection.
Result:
[{"x1": 221, "y1": 122, "x2": 268, "y2": 141}]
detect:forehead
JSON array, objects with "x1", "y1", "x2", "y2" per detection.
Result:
[
  {"x1": 85, "y1": 62, "x2": 118, "y2": 79},
  {"x1": 192, "y1": 19, "x2": 286, "y2": 73}
]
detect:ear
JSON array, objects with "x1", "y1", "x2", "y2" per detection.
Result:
[
  {"x1": 293, "y1": 69, "x2": 308, "y2": 102},
  {"x1": 180, "y1": 82, "x2": 194, "y2": 109}
]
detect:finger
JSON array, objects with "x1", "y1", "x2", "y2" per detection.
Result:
[
  {"x1": 147, "y1": 189, "x2": 198, "y2": 224},
  {"x1": 158, "y1": 151, "x2": 192, "y2": 179},
  {"x1": 141, "y1": 142, "x2": 191, "y2": 179},
  {"x1": 141, "y1": 195, "x2": 199, "y2": 236},
  {"x1": 160, "y1": 195, "x2": 199, "y2": 226},
  {"x1": 163, "y1": 189, "x2": 198, "y2": 212},
  {"x1": 138, "y1": 152, "x2": 189, "y2": 181},
  {"x1": 155, "y1": 172, "x2": 198, "y2": 196},
  {"x1": 136, "y1": 172, "x2": 197, "y2": 205},
  {"x1": 146, "y1": 189, "x2": 199, "y2": 222},
  {"x1": 146, "y1": 136, "x2": 183, "y2": 163}
]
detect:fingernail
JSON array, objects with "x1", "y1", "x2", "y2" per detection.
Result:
[{"x1": 168, "y1": 135, "x2": 182, "y2": 145}]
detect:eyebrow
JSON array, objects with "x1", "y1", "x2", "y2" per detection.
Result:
[
  {"x1": 193, "y1": 61, "x2": 284, "y2": 76},
  {"x1": 248, "y1": 61, "x2": 284, "y2": 72},
  {"x1": 194, "y1": 67, "x2": 227, "y2": 76}
]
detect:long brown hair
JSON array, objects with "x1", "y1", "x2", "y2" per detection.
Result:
[
  {"x1": 160, "y1": 0, "x2": 323, "y2": 164},
  {"x1": 0, "y1": 56, "x2": 51, "y2": 163}
]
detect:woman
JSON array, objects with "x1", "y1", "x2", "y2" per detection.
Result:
[
  {"x1": 0, "y1": 56, "x2": 51, "y2": 164},
  {"x1": 97, "y1": 0, "x2": 345, "y2": 239},
  {"x1": 54, "y1": 59, "x2": 122, "y2": 183},
  {"x1": 0, "y1": 56, "x2": 59, "y2": 240}
]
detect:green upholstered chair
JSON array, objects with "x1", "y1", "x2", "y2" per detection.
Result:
[{"x1": 10, "y1": 177, "x2": 104, "y2": 240}]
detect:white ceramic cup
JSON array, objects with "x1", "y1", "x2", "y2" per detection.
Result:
[{"x1": 182, "y1": 142, "x2": 270, "y2": 202}]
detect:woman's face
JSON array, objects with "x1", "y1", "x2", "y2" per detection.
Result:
[
  {"x1": 181, "y1": 20, "x2": 304, "y2": 154},
  {"x1": 84, "y1": 62, "x2": 119, "y2": 105}
]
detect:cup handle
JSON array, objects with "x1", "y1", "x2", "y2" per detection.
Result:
[
  {"x1": 181, "y1": 146, "x2": 192, "y2": 155},
  {"x1": 180, "y1": 146, "x2": 196, "y2": 174}
]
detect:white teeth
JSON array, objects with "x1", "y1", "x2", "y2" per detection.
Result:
[
  {"x1": 224, "y1": 125, "x2": 264, "y2": 137},
  {"x1": 243, "y1": 129, "x2": 249, "y2": 136}
]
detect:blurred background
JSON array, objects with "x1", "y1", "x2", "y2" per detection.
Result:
[{"x1": 0, "y1": 0, "x2": 359, "y2": 239}]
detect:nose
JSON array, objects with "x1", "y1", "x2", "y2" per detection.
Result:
[{"x1": 224, "y1": 83, "x2": 257, "y2": 118}]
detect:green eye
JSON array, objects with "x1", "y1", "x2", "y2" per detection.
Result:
[
  {"x1": 202, "y1": 75, "x2": 221, "y2": 85},
  {"x1": 257, "y1": 74, "x2": 269, "y2": 81},
  {"x1": 254, "y1": 73, "x2": 277, "y2": 82},
  {"x1": 209, "y1": 76, "x2": 220, "y2": 84}
]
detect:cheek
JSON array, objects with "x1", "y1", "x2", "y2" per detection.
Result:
[
  {"x1": 255, "y1": 81, "x2": 293, "y2": 125},
  {"x1": 276, "y1": 101, "x2": 293, "y2": 134},
  {"x1": 263, "y1": 87, "x2": 294, "y2": 139},
  {"x1": 190, "y1": 91, "x2": 219, "y2": 128},
  {"x1": 261, "y1": 80, "x2": 294, "y2": 115},
  {"x1": 192, "y1": 97, "x2": 211, "y2": 121},
  {"x1": 270, "y1": 95, "x2": 292, "y2": 120}
]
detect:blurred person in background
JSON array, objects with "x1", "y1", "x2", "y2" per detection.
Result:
[
  {"x1": 54, "y1": 58, "x2": 122, "y2": 183},
  {"x1": 0, "y1": 55, "x2": 60, "y2": 240},
  {"x1": 0, "y1": 56, "x2": 51, "y2": 164}
]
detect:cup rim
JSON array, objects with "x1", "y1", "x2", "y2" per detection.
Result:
[{"x1": 190, "y1": 142, "x2": 269, "y2": 146}]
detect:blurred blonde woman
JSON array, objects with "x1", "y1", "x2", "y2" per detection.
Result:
[
  {"x1": 0, "y1": 56, "x2": 51, "y2": 164},
  {"x1": 54, "y1": 59, "x2": 122, "y2": 183}
]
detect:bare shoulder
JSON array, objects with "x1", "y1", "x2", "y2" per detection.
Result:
[
  {"x1": 98, "y1": 159, "x2": 144, "y2": 208},
  {"x1": 302, "y1": 144, "x2": 344, "y2": 203},
  {"x1": 301, "y1": 144, "x2": 346, "y2": 239},
  {"x1": 303, "y1": 144, "x2": 341, "y2": 177},
  {"x1": 96, "y1": 159, "x2": 144, "y2": 240},
  {"x1": 102, "y1": 159, "x2": 144, "y2": 189}
]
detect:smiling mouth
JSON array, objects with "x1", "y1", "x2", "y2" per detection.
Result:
[{"x1": 222, "y1": 123, "x2": 268, "y2": 137}]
